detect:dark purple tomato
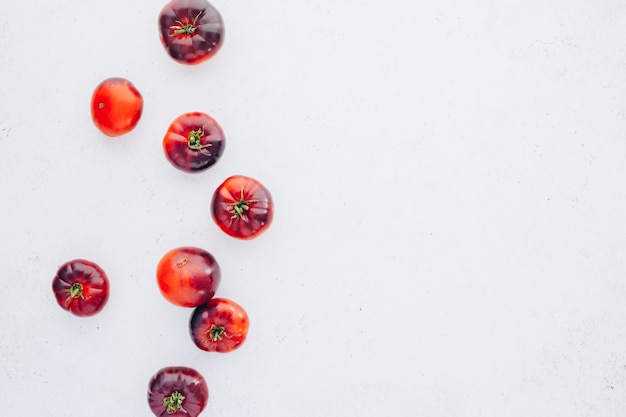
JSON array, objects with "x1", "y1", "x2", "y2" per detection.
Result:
[
  {"x1": 158, "y1": 0, "x2": 225, "y2": 65},
  {"x1": 148, "y1": 366, "x2": 208, "y2": 417},
  {"x1": 211, "y1": 175, "x2": 274, "y2": 239},
  {"x1": 190, "y1": 298, "x2": 250, "y2": 353},
  {"x1": 51, "y1": 259, "x2": 110, "y2": 317},
  {"x1": 163, "y1": 112, "x2": 225, "y2": 173}
]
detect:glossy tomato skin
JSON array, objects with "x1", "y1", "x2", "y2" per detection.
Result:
[
  {"x1": 148, "y1": 366, "x2": 208, "y2": 417},
  {"x1": 91, "y1": 77, "x2": 143, "y2": 137},
  {"x1": 156, "y1": 247, "x2": 221, "y2": 308},
  {"x1": 163, "y1": 112, "x2": 225, "y2": 173},
  {"x1": 158, "y1": 0, "x2": 225, "y2": 65},
  {"x1": 190, "y1": 298, "x2": 250, "y2": 353},
  {"x1": 211, "y1": 175, "x2": 274, "y2": 240},
  {"x1": 51, "y1": 259, "x2": 110, "y2": 317}
]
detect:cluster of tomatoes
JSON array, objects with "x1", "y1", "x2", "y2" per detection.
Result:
[{"x1": 49, "y1": 1, "x2": 272, "y2": 416}]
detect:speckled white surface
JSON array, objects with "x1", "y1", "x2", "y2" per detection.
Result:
[{"x1": 2, "y1": 0, "x2": 626, "y2": 416}]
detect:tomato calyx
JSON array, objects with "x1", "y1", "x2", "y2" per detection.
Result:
[
  {"x1": 226, "y1": 188, "x2": 261, "y2": 222},
  {"x1": 187, "y1": 127, "x2": 212, "y2": 156},
  {"x1": 207, "y1": 324, "x2": 231, "y2": 341},
  {"x1": 163, "y1": 391, "x2": 186, "y2": 414},
  {"x1": 169, "y1": 11, "x2": 203, "y2": 37},
  {"x1": 66, "y1": 283, "x2": 85, "y2": 300}
]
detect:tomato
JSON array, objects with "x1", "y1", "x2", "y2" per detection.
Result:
[
  {"x1": 90, "y1": 77, "x2": 143, "y2": 137},
  {"x1": 158, "y1": 0, "x2": 225, "y2": 65},
  {"x1": 163, "y1": 112, "x2": 225, "y2": 173},
  {"x1": 51, "y1": 259, "x2": 110, "y2": 317},
  {"x1": 148, "y1": 366, "x2": 208, "y2": 417},
  {"x1": 211, "y1": 175, "x2": 274, "y2": 240},
  {"x1": 190, "y1": 298, "x2": 249, "y2": 353},
  {"x1": 156, "y1": 247, "x2": 221, "y2": 308}
]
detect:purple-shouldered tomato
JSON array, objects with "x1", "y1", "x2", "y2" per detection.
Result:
[
  {"x1": 190, "y1": 298, "x2": 249, "y2": 353},
  {"x1": 148, "y1": 366, "x2": 208, "y2": 417},
  {"x1": 52, "y1": 259, "x2": 110, "y2": 317},
  {"x1": 163, "y1": 112, "x2": 225, "y2": 173},
  {"x1": 158, "y1": 0, "x2": 225, "y2": 65},
  {"x1": 211, "y1": 175, "x2": 274, "y2": 239}
]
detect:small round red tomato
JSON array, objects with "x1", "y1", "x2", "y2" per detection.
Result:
[
  {"x1": 163, "y1": 112, "x2": 225, "y2": 173},
  {"x1": 51, "y1": 259, "x2": 110, "y2": 317},
  {"x1": 158, "y1": 0, "x2": 225, "y2": 65},
  {"x1": 148, "y1": 366, "x2": 208, "y2": 417},
  {"x1": 91, "y1": 77, "x2": 143, "y2": 137},
  {"x1": 211, "y1": 175, "x2": 274, "y2": 240},
  {"x1": 190, "y1": 298, "x2": 249, "y2": 353},
  {"x1": 156, "y1": 247, "x2": 221, "y2": 308}
]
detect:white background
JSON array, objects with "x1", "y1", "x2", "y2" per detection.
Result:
[{"x1": 2, "y1": 0, "x2": 626, "y2": 416}]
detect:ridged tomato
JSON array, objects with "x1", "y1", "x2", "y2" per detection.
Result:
[
  {"x1": 51, "y1": 259, "x2": 110, "y2": 317},
  {"x1": 211, "y1": 175, "x2": 274, "y2": 240},
  {"x1": 158, "y1": 0, "x2": 225, "y2": 65},
  {"x1": 148, "y1": 366, "x2": 208, "y2": 417},
  {"x1": 190, "y1": 298, "x2": 249, "y2": 353},
  {"x1": 162, "y1": 112, "x2": 225, "y2": 173}
]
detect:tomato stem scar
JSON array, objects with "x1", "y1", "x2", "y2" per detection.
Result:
[
  {"x1": 208, "y1": 324, "x2": 231, "y2": 341},
  {"x1": 163, "y1": 391, "x2": 186, "y2": 414},
  {"x1": 66, "y1": 283, "x2": 85, "y2": 300},
  {"x1": 187, "y1": 127, "x2": 212, "y2": 156},
  {"x1": 169, "y1": 11, "x2": 203, "y2": 36},
  {"x1": 226, "y1": 187, "x2": 261, "y2": 221}
]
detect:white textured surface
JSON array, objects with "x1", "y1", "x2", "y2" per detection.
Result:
[{"x1": 2, "y1": 0, "x2": 626, "y2": 415}]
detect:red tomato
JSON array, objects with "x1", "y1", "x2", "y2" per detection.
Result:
[
  {"x1": 211, "y1": 175, "x2": 274, "y2": 240},
  {"x1": 91, "y1": 77, "x2": 143, "y2": 137},
  {"x1": 51, "y1": 259, "x2": 110, "y2": 317},
  {"x1": 158, "y1": 0, "x2": 225, "y2": 65},
  {"x1": 156, "y1": 247, "x2": 221, "y2": 308},
  {"x1": 163, "y1": 112, "x2": 225, "y2": 173},
  {"x1": 148, "y1": 366, "x2": 208, "y2": 417},
  {"x1": 190, "y1": 298, "x2": 249, "y2": 353}
]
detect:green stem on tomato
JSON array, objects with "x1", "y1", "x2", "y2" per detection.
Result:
[
  {"x1": 208, "y1": 324, "x2": 229, "y2": 341},
  {"x1": 227, "y1": 188, "x2": 261, "y2": 221},
  {"x1": 187, "y1": 127, "x2": 212, "y2": 154},
  {"x1": 171, "y1": 23, "x2": 196, "y2": 35},
  {"x1": 230, "y1": 200, "x2": 250, "y2": 220},
  {"x1": 163, "y1": 391, "x2": 186, "y2": 414},
  {"x1": 169, "y1": 11, "x2": 203, "y2": 37},
  {"x1": 66, "y1": 283, "x2": 84, "y2": 300}
]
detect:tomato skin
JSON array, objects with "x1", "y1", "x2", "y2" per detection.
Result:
[
  {"x1": 156, "y1": 247, "x2": 221, "y2": 308},
  {"x1": 158, "y1": 0, "x2": 225, "y2": 65},
  {"x1": 211, "y1": 175, "x2": 274, "y2": 240},
  {"x1": 163, "y1": 112, "x2": 225, "y2": 173},
  {"x1": 190, "y1": 298, "x2": 250, "y2": 353},
  {"x1": 148, "y1": 366, "x2": 208, "y2": 417},
  {"x1": 51, "y1": 259, "x2": 110, "y2": 317},
  {"x1": 90, "y1": 77, "x2": 143, "y2": 137}
]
